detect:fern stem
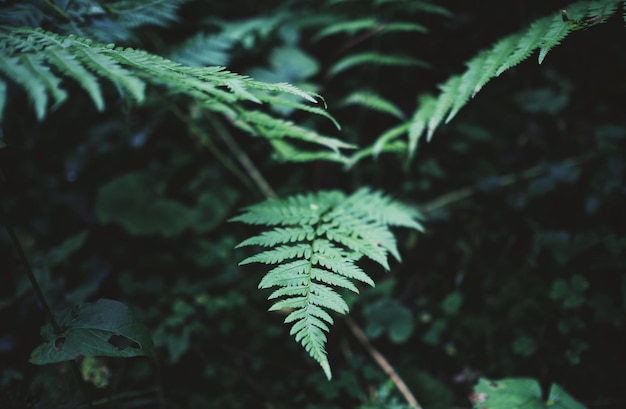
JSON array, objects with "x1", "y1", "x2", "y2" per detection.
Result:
[
  {"x1": 206, "y1": 113, "x2": 278, "y2": 199},
  {"x1": 41, "y1": 0, "x2": 72, "y2": 20},
  {"x1": 166, "y1": 102, "x2": 257, "y2": 195},
  {"x1": 345, "y1": 316, "x2": 423, "y2": 409},
  {"x1": 1, "y1": 172, "x2": 91, "y2": 404},
  {"x1": 418, "y1": 154, "x2": 596, "y2": 214},
  {"x1": 0, "y1": 179, "x2": 63, "y2": 336}
]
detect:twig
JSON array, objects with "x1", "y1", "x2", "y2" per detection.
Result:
[
  {"x1": 344, "y1": 316, "x2": 423, "y2": 409},
  {"x1": 1, "y1": 190, "x2": 62, "y2": 335},
  {"x1": 41, "y1": 0, "x2": 72, "y2": 20},
  {"x1": 1, "y1": 172, "x2": 90, "y2": 404},
  {"x1": 206, "y1": 113, "x2": 278, "y2": 199},
  {"x1": 167, "y1": 103, "x2": 259, "y2": 196},
  {"x1": 418, "y1": 154, "x2": 595, "y2": 214}
]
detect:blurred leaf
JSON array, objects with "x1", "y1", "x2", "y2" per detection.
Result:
[
  {"x1": 80, "y1": 356, "x2": 111, "y2": 389},
  {"x1": 440, "y1": 291, "x2": 463, "y2": 316},
  {"x1": 512, "y1": 335, "x2": 537, "y2": 357},
  {"x1": 363, "y1": 298, "x2": 414, "y2": 343},
  {"x1": 96, "y1": 172, "x2": 194, "y2": 237},
  {"x1": 30, "y1": 299, "x2": 154, "y2": 364},
  {"x1": 34, "y1": 231, "x2": 88, "y2": 267},
  {"x1": 471, "y1": 378, "x2": 586, "y2": 409}
]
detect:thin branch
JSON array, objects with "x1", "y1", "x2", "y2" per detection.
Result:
[
  {"x1": 167, "y1": 103, "x2": 259, "y2": 196},
  {"x1": 344, "y1": 316, "x2": 423, "y2": 409},
  {"x1": 206, "y1": 113, "x2": 278, "y2": 199},
  {"x1": 1, "y1": 172, "x2": 90, "y2": 404},
  {"x1": 418, "y1": 154, "x2": 595, "y2": 214},
  {"x1": 41, "y1": 0, "x2": 72, "y2": 20},
  {"x1": 0, "y1": 198, "x2": 62, "y2": 335}
]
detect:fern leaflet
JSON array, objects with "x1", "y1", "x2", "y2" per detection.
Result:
[
  {"x1": 0, "y1": 26, "x2": 349, "y2": 160},
  {"x1": 232, "y1": 188, "x2": 423, "y2": 379},
  {"x1": 405, "y1": 0, "x2": 623, "y2": 153}
]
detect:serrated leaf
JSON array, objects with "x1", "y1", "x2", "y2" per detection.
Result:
[
  {"x1": 471, "y1": 378, "x2": 587, "y2": 409},
  {"x1": 30, "y1": 299, "x2": 154, "y2": 364},
  {"x1": 233, "y1": 189, "x2": 423, "y2": 378}
]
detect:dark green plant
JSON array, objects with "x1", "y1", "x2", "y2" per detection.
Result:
[
  {"x1": 232, "y1": 188, "x2": 423, "y2": 378},
  {"x1": 1, "y1": 0, "x2": 625, "y2": 408}
]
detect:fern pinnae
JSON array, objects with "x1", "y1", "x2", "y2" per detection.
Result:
[
  {"x1": 538, "y1": 17, "x2": 572, "y2": 64},
  {"x1": 426, "y1": 75, "x2": 460, "y2": 140},
  {"x1": 45, "y1": 49, "x2": 105, "y2": 111},
  {"x1": 495, "y1": 16, "x2": 553, "y2": 77},
  {"x1": 237, "y1": 226, "x2": 316, "y2": 247},
  {"x1": 338, "y1": 90, "x2": 405, "y2": 119},
  {"x1": 234, "y1": 189, "x2": 423, "y2": 378},
  {"x1": 0, "y1": 80, "x2": 5, "y2": 122},
  {"x1": 407, "y1": 94, "x2": 435, "y2": 156},
  {"x1": 22, "y1": 54, "x2": 67, "y2": 109},
  {"x1": 241, "y1": 244, "x2": 313, "y2": 265},
  {"x1": 329, "y1": 52, "x2": 430, "y2": 77},
  {"x1": 471, "y1": 34, "x2": 522, "y2": 96},
  {"x1": 77, "y1": 47, "x2": 146, "y2": 102},
  {"x1": 0, "y1": 55, "x2": 47, "y2": 120}
]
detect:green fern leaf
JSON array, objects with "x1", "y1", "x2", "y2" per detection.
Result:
[
  {"x1": 237, "y1": 226, "x2": 316, "y2": 247},
  {"x1": 0, "y1": 80, "x2": 6, "y2": 123},
  {"x1": 314, "y1": 19, "x2": 426, "y2": 41},
  {"x1": 241, "y1": 244, "x2": 313, "y2": 265},
  {"x1": 370, "y1": 123, "x2": 410, "y2": 159},
  {"x1": 21, "y1": 54, "x2": 67, "y2": 109},
  {"x1": 76, "y1": 47, "x2": 146, "y2": 102},
  {"x1": 233, "y1": 189, "x2": 423, "y2": 378},
  {"x1": 407, "y1": 94, "x2": 435, "y2": 156},
  {"x1": 406, "y1": 0, "x2": 622, "y2": 145},
  {"x1": 45, "y1": 49, "x2": 105, "y2": 111},
  {"x1": 269, "y1": 140, "x2": 353, "y2": 165},
  {"x1": 337, "y1": 90, "x2": 405, "y2": 119},
  {"x1": 0, "y1": 55, "x2": 47, "y2": 120},
  {"x1": 329, "y1": 52, "x2": 430, "y2": 76},
  {"x1": 495, "y1": 17, "x2": 553, "y2": 76},
  {"x1": 0, "y1": 26, "x2": 348, "y2": 160},
  {"x1": 538, "y1": 17, "x2": 572, "y2": 64}
]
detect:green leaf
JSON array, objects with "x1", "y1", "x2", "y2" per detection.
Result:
[
  {"x1": 329, "y1": 52, "x2": 430, "y2": 76},
  {"x1": 234, "y1": 189, "x2": 423, "y2": 378},
  {"x1": 471, "y1": 378, "x2": 587, "y2": 409},
  {"x1": 34, "y1": 231, "x2": 88, "y2": 267},
  {"x1": 363, "y1": 298, "x2": 414, "y2": 343},
  {"x1": 30, "y1": 299, "x2": 154, "y2": 364},
  {"x1": 96, "y1": 172, "x2": 194, "y2": 237}
]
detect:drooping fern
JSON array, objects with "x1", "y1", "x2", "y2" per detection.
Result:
[
  {"x1": 403, "y1": 0, "x2": 623, "y2": 151},
  {"x1": 0, "y1": 0, "x2": 190, "y2": 43},
  {"x1": 232, "y1": 188, "x2": 423, "y2": 379},
  {"x1": 0, "y1": 26, "x2": 352, "y2": 158},
  {"x1": 302, "y1": 0, "x2": 446, "y2": 166}
]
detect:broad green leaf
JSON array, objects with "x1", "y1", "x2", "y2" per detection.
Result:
[
  {"x1": 30, "y1": 299, "x2": 154, "y2": 364},
  {"x1": 363, "y1": 298, "x2": 414, "y2": 343},
  {"x1": 471, "y1": 378, "x2": 587, "y2": 409},
  {"x1": 96, "y1": 171, "x2": 194, "y2": 237}
]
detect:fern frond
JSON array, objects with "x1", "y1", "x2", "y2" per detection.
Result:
[
  {"x1": 376, "y1": 0, "x2": 452, "y2": 17},
  {"x1": 241, "y1": 244, "x2": 313, "y2": 265},
  {"x1": 169, "y1": 33, "x2": 234, "y2": 67},
  {"x1": 105, "y1": 0, "x2": 189, "y2": 29},
  {"x1": 46, "y1": 49, "x2": 105, "y2": 111},
  {"x1": 0, "y1": 55, "x2": 47, "y2": 120},
  {"x1": 237, "y1": 226, "x2": 316, "y2": 247},
  {"x1": 0, "y1": 26, "x2": 349, "y2": 160},
  {"x1": 337, "y1": 90, "x2": 405, "y2": 119},
  {"x1": 406, "y1": 0, "x2": 622, "y2": 145},
  {"x1": 233, "y1": 189, "x2": 423, "y2": 378},
  {"x1": 328, "y1": 52, "x2": 430, "y2": 77},
  {"x1": 313, "y1": 18, "x2": 426, "y2": 41},
  {"x1": 77, "y1": 47, "x2": 146, "y2": 102}
]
